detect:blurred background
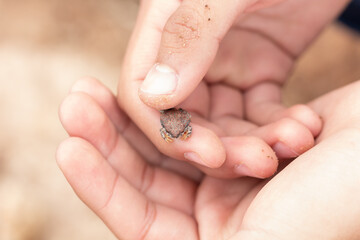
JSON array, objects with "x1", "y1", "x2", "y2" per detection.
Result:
[{"x1": 0, "y1": 0, "x2": 359, "y2": 239}]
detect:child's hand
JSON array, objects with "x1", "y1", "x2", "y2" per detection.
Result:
[
  {"x1": 57, "y1": 78, "x2": 360, "y2": 239},
  {"x1": 115, "y1": 0, "x2": 354, "y2": 176}
]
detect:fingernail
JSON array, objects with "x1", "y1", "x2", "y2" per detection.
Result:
[
  {"x1": 234, "y1": 164, "x2": 255, "y2": 177},
  {"x1": 184, "y1": 152, "x2": 207, "y2": 167},
  {"x1": 273, "y1": 142, "x2": 299, "y2": 158},
  {"x1": 140, "y1": 63, "x2": 178, "y2": 95}
]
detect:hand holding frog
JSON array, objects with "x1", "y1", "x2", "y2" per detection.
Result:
[
  {"x1": 57, "y1": 78, "x2": 360, "y2": 239},
  {"x1": 118, "y1": 0, "x2": 349, "y2": 177}
]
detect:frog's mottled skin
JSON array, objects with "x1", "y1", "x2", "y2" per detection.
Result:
[{"x1": 160, "y1": 108, "x2": 192, "y2": 143}]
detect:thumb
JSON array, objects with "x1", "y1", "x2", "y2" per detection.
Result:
[{"x1": 139, "y1": 0, "x2": 254, "y2": 110}]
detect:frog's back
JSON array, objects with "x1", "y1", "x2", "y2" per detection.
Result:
[{"x1": 160, "y1": 108, "x2": 190, "y2": 138}]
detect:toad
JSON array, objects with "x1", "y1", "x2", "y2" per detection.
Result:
[{"x1": 160, "y1": 108, "x2": 192, "y2": 143}]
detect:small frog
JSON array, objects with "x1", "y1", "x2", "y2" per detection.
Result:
[{"x1": 160, "y1": 108, "x2": 192, "y2": 143}]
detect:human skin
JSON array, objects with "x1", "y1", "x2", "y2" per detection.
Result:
[
  {"x1": 117, "y1": 0, "x2": 349, "y2": 177},
  {"x1": 57, "y1": 78, "x2": 360, "y2": 239}
]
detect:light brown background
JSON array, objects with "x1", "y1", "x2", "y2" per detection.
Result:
[{"x1": 0, "y1": 0, "x2": 359, "y2": 239}]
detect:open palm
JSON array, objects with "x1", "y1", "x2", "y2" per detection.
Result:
[{"x1": 58, "y1": 78, "x2": 360, "y2": 239}]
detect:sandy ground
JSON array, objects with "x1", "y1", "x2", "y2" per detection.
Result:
[{"x1": 0, "y1": 0, "x2": 359, "y2": 239}]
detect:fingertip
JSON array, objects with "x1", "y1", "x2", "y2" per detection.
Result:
[
  {"x1": 270, "y1": 118, "x2": 315, "y2": 157},
  {"x1": 56, "y1": 137, "x2": 97, "y2": 176},
  {"x1": 136, "y1": 63, "x2": 180, "y2": 110},
  {"x1": 138, "y1": 89, "x2": 176, "y2": 110},
  {"x1": 59, "y1": 92, "x2": 117, "y2": 157},
  {"x1": 247, "y1": 118, "x2": 315, "y2": 160},
  {"x1": 59, "y1": 93, "x2": 105, "y2": 132},
  {"x1": 58, "y1": 93, "x2": 78, "y2": 129},
  {"x1": 222, "y1": 137, "x2": 278, "y2": 178},
  {"x1": 285, "y1": 104, "x2": 323, "y2": 137},
  {"x1": 56, "y1": 138, "x2": 73, "y2": 169}
]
